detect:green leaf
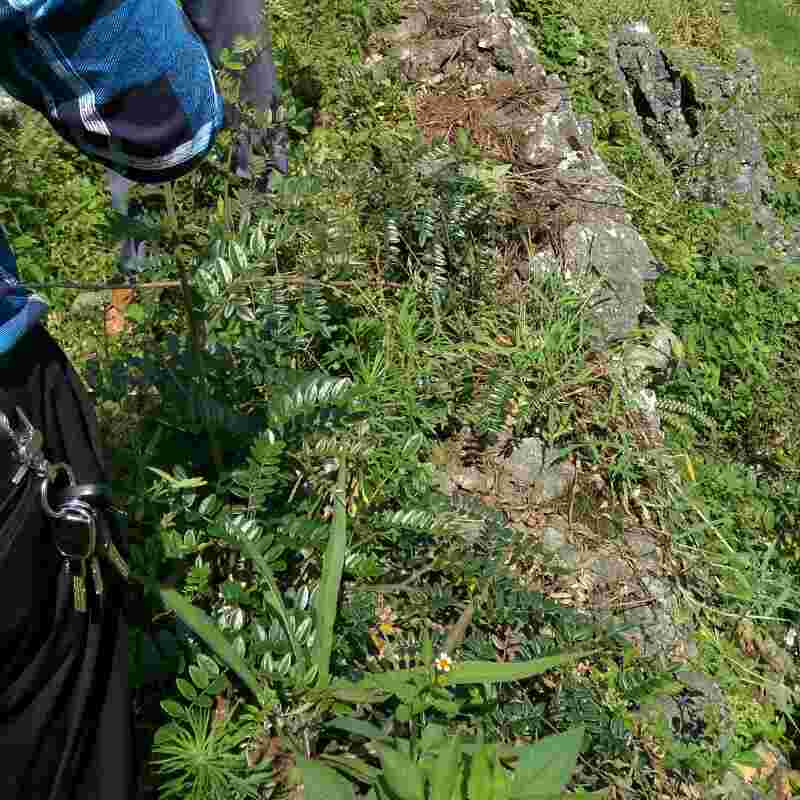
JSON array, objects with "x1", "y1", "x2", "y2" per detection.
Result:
[
  {"x1": 295, "y1": 757, "x2": 355, "y2": 800},
  {"x1": 198, "y1": 495, "x2": 219, "y2": 516},
  {"x1": 354, "y1": 654, "x2": 586, "y2": 691},
  {"x1": 196, "y1": 653, "x2": 220, "y2": 677},
  {"x1": 422, "y1": 631, "x2": 433, "y2": 669},
  {"x1": 431, "y1": 735, "x2": 462, "y2": 800},
  {"x1": 189, "y1": 664, "x2": 210, "y2": 690},
  {"x1": 148, "y1": 467, "x2": 207, "y2": 490},
  {"x1": 328, "y1": 683, "x2": 389, "y2": 704},
  {"x1": 467, "y1": 747, "x2": 493, "y2": 800},
  {"x1": 314, "y1": 465, "x2": 349, "y2": 687},
  {"x1": 325, "y1": 718, "x2": 387, "y2": 740},
  {"x1": 492, "y1": 750, "x2": 510, "y2": 798},
  {"x1": 176, "y1": 678, "x2": 197, "y2": 701},
  {"x1": 160, "y1": 700, "x2": 186, "y2": 719},
  {"x1": 429, "y1": 695, "x2": 462, "y2": 715},
  {"x1": 318, "y1": 753, "x2": 381, "y2": 782},
  {"x1": 445, "y1": 655, "x2": 589, "y2": 685},
  {"x1": 376, "y1": 745, "x2": 426, "y2": 800},
  {"x1": 233, "y1": 533, "x2": 301, "y2": 662},
  {"x1": 206, "y1": 673, "x2": 229, "y2": 695},
  {"x1": 160, "y1": 587, "x2": 261, "y2": 699},
  {"x1": 734, "y1": 750, "x2": 765, "y2": 768},
  {"x1": 419, "y1": 723, "x2": 448, "y2": 752},
  {"x1": 511, "y1": 726, "x2": 584, "y2": 799}
]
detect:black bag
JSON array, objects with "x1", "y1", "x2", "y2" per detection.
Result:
[{"x1": 0, "y1": 325, "x2": 134, "y2": 799}]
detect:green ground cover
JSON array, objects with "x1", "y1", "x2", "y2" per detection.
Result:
[{"x1": 1, "y1": 0, "x2": 800, "y2": 797}]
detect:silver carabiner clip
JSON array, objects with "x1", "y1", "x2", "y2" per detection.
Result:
[{"x1": 41, "y1": 462, "x2": 78, "y2": 520}]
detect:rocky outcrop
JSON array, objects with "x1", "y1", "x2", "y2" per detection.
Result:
[
  {"x1": 607, "y1": 20, "x2": 800, "y2": 267},
  {"x1": 608, "y1": 25, "x2": 771, "y2": 205},
  {"x1": 367, "y1": 0, "x2": 666, "y2": 352}
]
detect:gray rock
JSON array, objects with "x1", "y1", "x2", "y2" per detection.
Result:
[
  {"x1": 588, "y1": 556, "x2": 633, "y2": 583},
  {"x1": 607, "y1": 23, "x2": 773, "y2": 207},
  {"x1": 560, "y1": 221, "x2": 657, "y2": 345},
  {"x1": 0, "y1": 87, "x2": 21, "y2": 129},
  {"x1": 541, "y1": 526, "x2": 567, "y2": 553},
  {"x1": 395, "y1": 38, "x2": 463, "y2": 82},
  {"x1": 496, "y1": 436, "x2": 576, "y2": 504},
  {"x1": 636, "y1": 670, "x2": 733, "y2": 752},
  {"x1": 622, "y1": 529, "x2": 660, "y2": 565},
  {"x1": 378, "y1": 11, "x2": 429, "y2": 43}
]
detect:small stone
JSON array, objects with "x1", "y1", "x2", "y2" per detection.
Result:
[
  {"x1": 541, "y1": 526, "x2": 566, "y2": 553},
  {"x1": 556, "y1": 544, "x2": 579, "y2": 569},
  {"x1": 71, "y1": 290, "x2": 111, "y2": 317},
  {"x1": 588, "y1": 556, "x2": 632, "y2": 583},
  {"x1": 453, "y1": 466, "x2": 492, "y2": 493}
]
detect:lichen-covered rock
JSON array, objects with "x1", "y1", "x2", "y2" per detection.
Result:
[
  {"x1": 560, "y1": 221, "x2": 660, "y2": 344},
  {"x1": 608, "y1": 22, "x2": 774, "y2": 208},
  {"x1": 636, "y1": 670, "x2": 734, "y2": 752}
]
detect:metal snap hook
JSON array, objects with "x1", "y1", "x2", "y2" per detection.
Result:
[{"x1": 41, "y1": 462, "x2": 77, "y2": 520}]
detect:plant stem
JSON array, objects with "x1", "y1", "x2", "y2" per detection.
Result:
[{"x1": 164, "y1": 182, "x2": 224, "y2": 474}]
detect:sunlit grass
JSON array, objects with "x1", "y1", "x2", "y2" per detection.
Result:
[{"x1": 734, "y1": 0, "x2": 800, "y2": 62}]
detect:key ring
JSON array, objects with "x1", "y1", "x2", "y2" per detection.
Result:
[
  {"x1": 41, "y1": 462, "x2": 78, "y2": 520},
  {"x1": 50, "y1": 499, "x2": 97, "y2": 562}
]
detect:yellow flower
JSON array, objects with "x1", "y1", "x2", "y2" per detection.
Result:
[
  {"x1": 376, "y1": 606, "x2": 398, "y2": 637},
  {"x1": 433, "y1": 652, "x2": 453, "y2": 673}
]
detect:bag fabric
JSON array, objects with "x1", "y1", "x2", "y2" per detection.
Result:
[{"x1": 0, "y1": 324, "x2": 134, "y2": 799}]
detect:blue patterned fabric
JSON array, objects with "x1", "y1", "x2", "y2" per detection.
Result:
[
  {"x1": 0, "y1": 0, "x2": 226, "y2": 185},
  {"x1": 0, "y1": 0, "x2": 255, "y2": 354},
  {"x1": 0, "y1": 225, "x2": 48, "y2": 356}
]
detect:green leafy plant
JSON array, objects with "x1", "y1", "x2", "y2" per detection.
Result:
[
  {"x1": 367, "y1": 723, "x2": 586, "y2": 800},
  {"x1": 152, "y1": 703, "x2": 272, "y2": 800}
]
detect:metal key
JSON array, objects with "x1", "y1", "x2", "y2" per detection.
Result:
[
  {"x1": 89, "y1": 555, "x2": 105, "y2": 596},
  {"x1": 54, "y1": 500, "x2": 98, "y2": 612},
  {"x1": 70, "y1": 559, "x2": 88, "y2": 613},
  {"x1": 97, "y1": 515, "x2": 130, "y2": 581}
]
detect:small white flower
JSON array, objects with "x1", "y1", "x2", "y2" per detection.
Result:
[{"x1": 433, "y1": 652, "x2": 453, "y2": 673}]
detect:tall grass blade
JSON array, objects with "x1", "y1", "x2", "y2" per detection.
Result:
[
  {"x1": 314, "y1": 464, "x2": 349, "y2": 687},
  {"x1": 235, "y1": 534, "x2": 301, "y2": 663},
  {"x1": 160, "y1": 587, "x2": 262, "y2": 699}
]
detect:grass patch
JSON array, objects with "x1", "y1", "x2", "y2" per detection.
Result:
[{"x1": 734, "y1": 0, "x2": 800, "y2": 63}]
